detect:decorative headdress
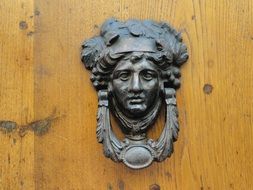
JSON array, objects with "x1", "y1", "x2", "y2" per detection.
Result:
[{"x1": 81, "y1": 18, "x2": 188, "y2": 90}]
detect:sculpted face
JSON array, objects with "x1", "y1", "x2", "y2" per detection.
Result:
[{"x1": 111, "y1": 53, "x2": 161, "y2": 118}]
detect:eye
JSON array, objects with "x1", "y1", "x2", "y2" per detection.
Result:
[
  {"x1": 118, "y1": 72, "x2": 130, "y2": 81},
  {"x1": 141, "y1": 70, "x2": 156, "y2": 81}
]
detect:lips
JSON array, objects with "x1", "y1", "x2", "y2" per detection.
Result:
[
  {"x1": 129, "y1": 99, "x2": 144, "y2": 103},
  {"x1": 128, "y1": 96, "x2": 144, "y2": 104}
]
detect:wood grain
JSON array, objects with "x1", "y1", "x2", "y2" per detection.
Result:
[
  {"x1": 0, "y1": 0, "x2": 35, "y2": 189},
  {"x1": 0, "y1": 0, "x2": 253, "y2": 189}
]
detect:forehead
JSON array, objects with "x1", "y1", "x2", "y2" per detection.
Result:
[{"x1": 114, "y1": 52, "x2": 158, "y2": 71}]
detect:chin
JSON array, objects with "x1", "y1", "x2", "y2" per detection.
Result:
[{"x1": 127, "y1": 104, "x2": 147, "y2": 116}]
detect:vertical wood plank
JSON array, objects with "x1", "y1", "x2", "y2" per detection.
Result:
[{"x1": 0, "y1": 0, "x2": 35, "y2": 189}]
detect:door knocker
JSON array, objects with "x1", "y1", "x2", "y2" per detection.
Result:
[{"x1": 81, "y1": 18, "x2": 188, "y2": 169}]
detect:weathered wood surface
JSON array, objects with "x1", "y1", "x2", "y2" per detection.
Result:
[{"x1": 0, "y1": 0, "x2": 253, "y2": 189}]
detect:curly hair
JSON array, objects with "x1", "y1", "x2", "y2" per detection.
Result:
[{"x1": 81, "y1": 18, "x2": 188, "y2": 90}]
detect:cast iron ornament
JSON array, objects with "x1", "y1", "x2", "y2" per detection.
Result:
[{"x1": 81, "y1": 18, "x2": 188, "y2": 169}]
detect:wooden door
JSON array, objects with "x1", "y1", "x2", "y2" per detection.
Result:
[{"x1": 0, "y1": 0, "x2": 252, "y2": 189}]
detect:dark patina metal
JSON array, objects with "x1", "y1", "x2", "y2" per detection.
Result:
[{"x1": 81, "y1": 18, "x2": 188, "y2": 169}]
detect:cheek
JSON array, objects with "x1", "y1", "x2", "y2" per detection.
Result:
[
  {"x1": 142, "y1": 79, "x2": 160, "y2": 94},
  {"x1": 112, "y1": 80, "x2": 128, "y2": 97}
]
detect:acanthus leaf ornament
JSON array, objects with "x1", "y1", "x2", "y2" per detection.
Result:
[{"x1": 81, "y1": 18, "x2": 188, "y2": 169}]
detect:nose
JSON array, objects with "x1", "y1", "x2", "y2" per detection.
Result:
[{"x1": 129, "y1": 73, "x2": 143, "y2": 93}]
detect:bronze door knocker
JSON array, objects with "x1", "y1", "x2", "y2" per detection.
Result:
[{"x1": 81, "y1": 18, "x2": 188, "y2": 169}]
